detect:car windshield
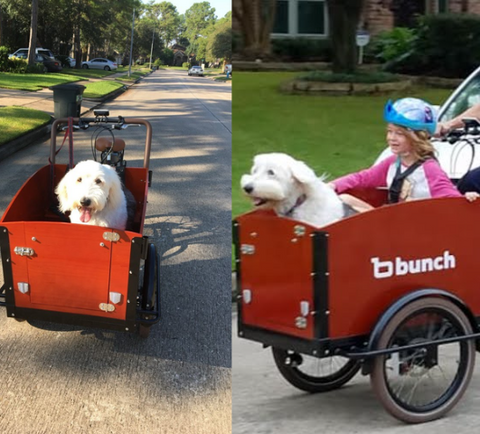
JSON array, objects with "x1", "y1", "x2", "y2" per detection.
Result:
[{"x1": 439, "y1": 71, "x2": 480, "y2": 122}]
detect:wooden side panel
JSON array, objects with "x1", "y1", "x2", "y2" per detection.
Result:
[
  {"x1": 237, "y1": 210, "x2": 316, "y2": 339},
  {"x1": 21, "y1": 223, "x2": 111, "y2": 312}
]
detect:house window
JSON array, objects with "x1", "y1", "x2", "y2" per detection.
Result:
[
  {"x1": 298, "y1": 1, "x2": 325, "y2": 34},
  {"x1": 273, "y1": 0, "x2": 327, "y2": 37},
  {"x1": 273, "y1": 0, "x2": 290, "y2": 34},
  {"x1": 438, "y1": 0, "x2": 448, "y2": 13}
]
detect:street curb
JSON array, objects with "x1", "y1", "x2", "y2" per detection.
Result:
[
  {"x1": 0, "y1": 118, "x2": 53, "y2": 161},
  {"x1": 83, "y1": 85, "x2": 128, "y2": 103}
]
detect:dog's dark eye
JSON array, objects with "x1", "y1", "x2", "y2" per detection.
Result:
[
  {"x1": 77, "y1": 177, "x2": 82, "y2": 183},
  {"x1": 95, "y1": 178, "x2": 102, "y2": 185},
  {"x1": 267, "y1": 170, "x2": 275, "y2": 176}
]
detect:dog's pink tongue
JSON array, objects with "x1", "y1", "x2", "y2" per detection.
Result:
[{"x1": 79, "y1": 207, "x2": 92, "y2": 223}]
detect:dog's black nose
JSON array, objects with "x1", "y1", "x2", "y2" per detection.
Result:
[
  {"x1": 80, "y1": 197, "x2": 91, "y2": 207},
  {"x1": 243, "y1": 184, "x2": 254, "y2": 194}
]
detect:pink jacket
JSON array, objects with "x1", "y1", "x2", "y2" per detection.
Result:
[{"x1": 332, "y1": 155, "x2": 461, "y2": 199}]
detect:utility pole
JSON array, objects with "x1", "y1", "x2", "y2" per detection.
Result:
[
  {"x1": 149, "y1": 27, "x2": 155, "y2": 69},
  {"x1": 128, "y1": 8, "x2": 135, "y2": 78}
]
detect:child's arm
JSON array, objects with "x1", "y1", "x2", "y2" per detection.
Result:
[{"x1": 332, "y1": 156, "x2": 394, "y2": 193}]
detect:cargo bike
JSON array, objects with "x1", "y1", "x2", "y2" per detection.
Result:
[
  {"x1": 0, "y1": 112, "x2": 160, "y2": 337},
  {"x1": 234, "y1": 126, "x2": 480, "y2": 423}
]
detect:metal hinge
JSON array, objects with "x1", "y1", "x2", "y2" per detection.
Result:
[
  {"x1": 14, "y1": 247, "x2": 35, "y2": 256},
  {"x1": 99, "y1": 303, "x2": 115, "y2": 312},
  {"x1": 103, "y1": 232, "x2": 120, "y2": 242}
]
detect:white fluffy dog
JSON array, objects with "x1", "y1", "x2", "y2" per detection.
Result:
[
  {"x1": 241, "y1": 153, "x2": 348, "y2": 227},
  {"x1": 55, "y1": 160, "x2": 129, "y2": 230}
]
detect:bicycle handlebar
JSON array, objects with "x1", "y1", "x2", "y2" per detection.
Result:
[{"x1": 50, "y1": 117, "x2": 153, "y2": 168}]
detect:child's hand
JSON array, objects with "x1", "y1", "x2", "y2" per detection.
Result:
[
  {"x1": 465, "y1": 191, "x2": 480, "y2": 202},
  {"x1": 327, "y1": 182, "x2": 336, "y2": 191}
]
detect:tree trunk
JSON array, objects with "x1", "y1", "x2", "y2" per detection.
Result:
[
  {"x1": 233, "y1": 0, "x2": 276, "y2": 58},
  {"x1": 0, "y1": 5, "x2": 4, "y2": 47},
  {"x1": 73, "y1": 25, "x2": 81, "y2": 69},
  {"x1": 327, "y1": 0, "x2": 363, "y2": 73},
  {"x1": 27, "y1": 0, "x2": 39, "y2": 67}
]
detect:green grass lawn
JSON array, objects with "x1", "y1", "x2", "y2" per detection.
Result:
[
  {"x1": 0, "y1": 72, "x2": 86, "y2": 91},
  {"x1": 115, "y1": 71, "x2": 146, "y2": 82},
  {"x1": 232, "y1": 72, "x2": 452, "y2": 218},
  {"x1": 162, "y1": 66, "x2": 188, "y2": 71},
  {"x1": 0, "y1": 106, "x2": 51, "y2": 146},
  {"x1": 60, "y1": 68, "x2": 116, "y2": 79},
  {"x1": 82, "y1": 81, "x2": 125, "y2": 99}
]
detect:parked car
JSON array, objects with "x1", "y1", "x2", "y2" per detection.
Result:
[
  {"x1": 55, "y1": 55, "x2": 76, "y2": 68},
  {"x1": 81, "y1": 58, "x2": 118, "y2": 71},
  {"x1": 375, "y1": 65, "x2": 480, "y2": 181},
  {"x1": 35, "y1": 54, "x2": 62, "y2": 72},
  {"x1": 188, "y1": 66, "x2": 204, "y2": 77},
  {"x1": 9, "y1": 47, "x2": 55, "y2": 59}
]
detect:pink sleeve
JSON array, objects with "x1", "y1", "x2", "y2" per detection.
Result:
[
  {"x1": 423, "y1": 160, "x2": 462, "y2": 198},
  {"x1": 332, "y1": 156, "x2": 395, "y2": 193}
]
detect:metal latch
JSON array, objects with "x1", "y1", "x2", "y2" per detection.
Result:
[
  {"x1": 14, "y1": 247, "x2": 35, "y2": 256},
  {"x1": 103, "y1": 232, "x2": 120, "y2": 242},
  {"x1": 241, "y1": 244, "x2": 255, "y2": 255},
  {"x1": 99, "y1": 303, "x2": 115, "y2": 312}
]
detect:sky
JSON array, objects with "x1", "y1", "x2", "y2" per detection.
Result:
[{"x1": 168, "y1": 0, "x2": 231, "y2": 18}]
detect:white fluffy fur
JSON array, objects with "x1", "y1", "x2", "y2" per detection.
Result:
[
  {"x1": 241, "y1": 153, "x2": 345, "y2": 227},
  {"x1": 55, "y1": 160, "x2": 128, "y2": 230}
]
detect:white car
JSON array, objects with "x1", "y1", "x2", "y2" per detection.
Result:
[
  {"x1": 9, "y1": 48, "x2": 55, "y2": 59},
  {"x1": 188, "y1": 66, "x2": 204, "y2": 77},
  {"x1": 375, "y1": 65, "x2": 480, "y2": 181},
  {"x1": 81, "y1": 58, "x2": 118, "y2": 71}
]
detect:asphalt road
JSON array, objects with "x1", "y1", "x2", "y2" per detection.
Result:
[
  {"x1": 232, "y1": 312, "x2": 480, "y2": 434},
  {"x1": 0, "y1": 69, "x2": 231, "y2": 433}
]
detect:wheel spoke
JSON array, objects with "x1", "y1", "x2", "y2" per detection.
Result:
[{"x1": 371, "y1": 298, "x2": 475, "y2": 423}]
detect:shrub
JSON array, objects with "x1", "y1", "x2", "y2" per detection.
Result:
[
  {"x1": 364, "y1": 27, "x2": 416, "y2": 64},
  {"x1": 387, "y1": 14, "x2": 480, "y2": 78},
  {"x1": 296, "y1": 70, "x2": 400, "y2": 83},
  {"x1": 0, "y1": 46, "x2": 10, "y2": 71},
  {"x1": 7, "y1": 57, "x2": 29, "y2": 73},
  {"x1": 26, "y1": 63, "x2": 45, "y2": 74},
  {"x1": 182, "y1": 62, "x2": 190, "y2": 68},
  {"x1": 153, "y1": 58, "x2": 163, "y2": 67},
  {"x1": 271, "y1": 37, "x2": 332, "y2": 62}
]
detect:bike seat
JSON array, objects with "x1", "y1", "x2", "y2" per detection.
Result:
[{"x1": 95, "y1": 137, "x2": 126, "y2": 151}]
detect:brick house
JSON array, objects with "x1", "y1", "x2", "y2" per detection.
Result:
[
  {"x1": 240, "y1": 0, "x2": 480, "y2": 39},
  {"x1": 171, "y1": 44, "x2": 188, "y2": 66}
]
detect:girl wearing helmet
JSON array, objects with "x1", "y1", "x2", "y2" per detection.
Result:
[{"x1": 329, "y1": 98, "x2": 476, "y2": 212}]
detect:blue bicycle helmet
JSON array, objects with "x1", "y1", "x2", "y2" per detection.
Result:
[{"x1": 384, "y1": 98, "x2": 436, "y2": 135}]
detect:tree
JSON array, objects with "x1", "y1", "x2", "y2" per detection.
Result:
[
  {"x1": 184, "y1": 1, "x2": 216, "y2": 44},
  {"x1": 232, "y1": 0, "x2": 276, "y2": 58},
  {"x1": 27, "y1": 0, "x2": 38, "y2": 67},
  {"x1": 157, "y1": 1, "x2": 181, "y2": 47},
  {"x1": 206, "y1": 18, "x2": 231, "y2": 64},
  {"x1": 327, "y1": 0, "x2": 364, "y2": 73}
]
